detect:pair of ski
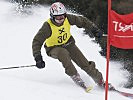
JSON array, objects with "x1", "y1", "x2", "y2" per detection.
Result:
[{"x1": 80, "y1": 83, "x2": 133, "y2": 99}]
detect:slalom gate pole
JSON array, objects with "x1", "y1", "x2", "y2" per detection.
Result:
[
  {"x1": 105, "y1": 0, "x2": 111, "y2": 100},
  {"x1": 0, "y1": 65, "x2": 36, "y2": 70}
]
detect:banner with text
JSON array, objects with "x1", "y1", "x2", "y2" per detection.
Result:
[{"x1": 109, "y1": 10, "x2": 133, "y2": 49}]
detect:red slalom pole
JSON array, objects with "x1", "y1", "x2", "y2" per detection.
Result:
[{"x1": 105, "y1": 0, "x2": 111, "y2": 100}]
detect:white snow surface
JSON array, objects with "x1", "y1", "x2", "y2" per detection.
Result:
[{"x1": 0, "y1": 1, "x2": 132, "y2": 100}]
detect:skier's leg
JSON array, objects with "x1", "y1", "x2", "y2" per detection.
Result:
[
  {"x1": 48, "y1": 47, "x2": 90, "y2": 89},
  {"x1": 48, "y1": 47, "x2": 77, "y2": 76},
  {"x1": 67, "y1": 44, "x2": 103, "y2": 84}
]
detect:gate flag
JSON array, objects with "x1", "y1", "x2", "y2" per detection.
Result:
[
  {"x1": 105, "y1": 3, "x2": 133, "y2": 100},
  {"x1": 109, "y1": 10, "x2": 133, "y2": 49}
]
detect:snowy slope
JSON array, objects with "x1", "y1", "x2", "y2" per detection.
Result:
[{"x1": 0, "y1": 1, "x2": 132, "y2": 100}]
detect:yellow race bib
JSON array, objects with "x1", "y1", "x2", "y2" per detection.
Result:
[{"x1": 45, "y1": 18, "x2": 71, "y2": 47}]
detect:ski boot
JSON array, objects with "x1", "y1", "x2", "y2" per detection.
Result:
[
  {"x1": 71, "y1": 73, "x2": 86, "y2": 88},
  {"x1": 98, "y1": 80, "x2": 115, "y2": 90},
  {"x1": 70, "y1": 73, "x2": 93, "y2": 92}
]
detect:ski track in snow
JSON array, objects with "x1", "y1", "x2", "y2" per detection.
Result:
[{"x1": 0, "y1": 1, "x2": 132, "y2": 100}]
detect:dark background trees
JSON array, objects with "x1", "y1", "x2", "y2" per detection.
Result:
[{"x1": 12, "y1": 0, "x2": 133, "y2": 34}]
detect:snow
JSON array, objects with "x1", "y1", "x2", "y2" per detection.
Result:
[{"x1": 0, "y1": 1, "x2": 132, "y2": 100}]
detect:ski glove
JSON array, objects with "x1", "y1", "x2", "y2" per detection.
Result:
[
  {"x1": 94, "y1": 29, "x2": 103, "y2": 38},
  {"x1": 35, "y1": 55, "x2": 45, "y2": 69},
  {"x1": 91, "y1": 26, "x2": 103, "y2": 38}
]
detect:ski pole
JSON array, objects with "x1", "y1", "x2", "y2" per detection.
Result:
[{"x1": 0, "y1": 65, "x2": 36, "y2": 70}]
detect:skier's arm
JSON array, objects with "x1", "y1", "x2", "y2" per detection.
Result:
[
  {"x1": 32, "y1": 22, "x2": 51, "y2": 58},
  {"x1": 67, "y1": 14, "x2": 103, "y2": 37}
]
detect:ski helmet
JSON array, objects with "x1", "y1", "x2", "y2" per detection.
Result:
[{"x1": 50, "y1": 2, "x2": 66, "y2": 20}]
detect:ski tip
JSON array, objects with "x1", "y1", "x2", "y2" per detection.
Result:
[{"x1": 85, "y1": 86, "x2": 93, "y2": 93}]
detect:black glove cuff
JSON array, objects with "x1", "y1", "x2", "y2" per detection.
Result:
[
  {"x1": 91, "y1": 26, "x2": 103, "y2": 38},
  {"x1": 35, "y1": 55, "x2": 43, "y2": 62}
]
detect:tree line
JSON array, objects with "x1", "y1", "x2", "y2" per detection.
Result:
[{"x1": 12, "y1": 0, "x2": 133, "y2": 33}]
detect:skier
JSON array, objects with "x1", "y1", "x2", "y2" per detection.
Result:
[{"x1": 32, "y1": 2, "x2": 114, "y2": 90}]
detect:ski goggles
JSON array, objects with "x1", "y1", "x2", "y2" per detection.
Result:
[{"x1": 54, "y1": 14, "x2": 66, "y2": 20}]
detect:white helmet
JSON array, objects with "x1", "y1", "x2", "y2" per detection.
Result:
[{"x1": 50, "y1": 2, "x2": 66, "y2": 18}]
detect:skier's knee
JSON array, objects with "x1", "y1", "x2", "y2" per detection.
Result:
[{"x1": 58, "y1": 48, "x2": 70, "y2": 62}]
